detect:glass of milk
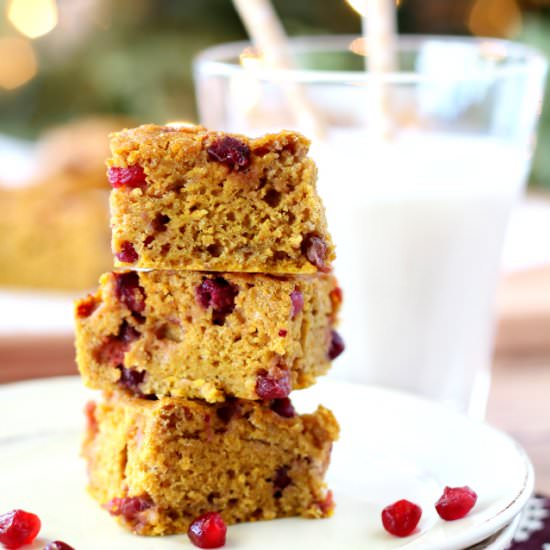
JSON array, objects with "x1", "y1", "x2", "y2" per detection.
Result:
[{"x1": 193, "y1": 35, "x2": 547, "y2": 418}]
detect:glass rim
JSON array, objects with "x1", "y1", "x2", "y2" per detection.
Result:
[{"x1": 193, "y1": 34, "x2": 548, "y2": 84}]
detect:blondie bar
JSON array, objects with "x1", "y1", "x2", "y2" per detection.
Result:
[
  {"x1": 75, "y1": 270, "x2": 344, "y2": 402},
  {"x1": 108, "y1": 124, "x2": 335, "y2": 274},
  {"x1": 83, "y1": 392, "x2": 339, "y2": 535},
  {"x1": 0, "y1": 177, "x2": 110, "y2": 290}
]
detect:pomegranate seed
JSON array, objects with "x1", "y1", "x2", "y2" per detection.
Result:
[
  {"x1": 435, "y1": 486, "x2": 477, "y2": 521},
  {"x1": 302, "y1": 234, "x2": 329, "y2": 272},
  {"x1": 76, "y1": 294, "x2": 98, "y2": 318},
  {"x1": 382, "y1": 499, "x2": 422, "y2": 537},
  {"x1": 256, "y1": 369, "x2": 291, "y2": 399},
  {"x1": 118, "y1": 366, "x2": 145, "y2": 394},
  {"x1": 151, "y1": 213, "x2": 170, "y2": 232},
  {"x1": 207, "y1": 136, "x2": 250, "y2": 171},
  {"x1": 116, "y1": 241, "x2": 139, "y2": 263},
  {"x1": 114, "y1": 271, "x2": 146, "y2": 314},
  {"x1": 328, "y1": 330, "x2": 345, "y2": 360},
  {"x1": 290, "y1": 288, "x2": 304, "y2": 319},
  {"x1": 108, "y1": 165, "x2": 147, "y2": 189},
  {"x1": 106, "y1": 496, "x2": 154, "y2": 521},
  {"x1": 273, "y1": 466, "x2": 292, "y2": 492},
  {"x1": 317, "y1": 490, "x2": 334, "y2": 515},
  {"x1": 188, "y1": 511, "x2": 227, "y2": 549},
  {"x1": 44, "y1": 542, "x2": 75, "y2": 550},
  {"x1": 278, "y1": 329, "x2": 288, "y2": 337},
  {"x1": 0, "y1": 509, "x2": 41, "y2": 549},
  {"x1": 94, "y1": 321, "x2": 139, "y2": 366},
  {"x1": 270, "y1": 398, "x2": 296, "y2": 418},
  {"x1": 196, "y1": 278, "x2": 238, "y2": 325}
]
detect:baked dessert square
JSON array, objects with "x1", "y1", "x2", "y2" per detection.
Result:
[
  {"x1": 0, "y1": 178, "x2": 110, "y2": 290},
  {"x1": 82, "y1": 392, "x2": 339, "y2": 535},
  {"x1": 75, "y1": 270, "x2": 344, "y2": 402},
  {"x1": 108, "y1": 124, "x2": 335, "y2": 274}
]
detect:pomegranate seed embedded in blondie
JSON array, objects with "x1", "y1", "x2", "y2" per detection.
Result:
[
  {"x1": 188, "y1": 511, "x2": 227, "y2": 549},
  {"x1": 255, "y1": 369, "x2": 291, "y2": 399},
  {"x1": 207, "y1": 136, "x2": 250, "y2": 171},
  {"x1": 151, "y1": 213, "x2": 170, "y2": 232},
  {"x1": 116, "y1": 241, "x2": 139, "y2": 263},
  {"x1": 270, "y1": 398, "x2": 296, "y2": 418},
  {"x1": 328, "y1": 330, "x2": 345, "y2": 360},
  {"x1": 302, "y1": 233, "x2": 330, "y2": 272},
  {"x1": 278, "y1": 329, "x2": 288, "y2": 337},
  {"x1": 93, "y1": 321, "x2": 140, "y2": 366},
  {"x1": 44, "y1": 542, "x2": 75, "y2": 550},
  {"x1": 118, "y1": 366, "x2": 146, "y2": 395},
  {"x1": 382, "y1": 499, "x2": 422, "y2": 537},
  {"x1": 317, "y1": 490, "x2": 335, "y2": 515},
  {"x1": 76, "y1": 294, "x2": 98, "y2": 318},
  {"x1": 0, "y1": 509, "x2": 41, "y2": 549},
  {"x1": 114, "y1": 271, "x2": 146, "y2": 314},
  {"x1": 435, "y1": 486, "x2": 477, "y2": 521},
  {"x1": 106, "y1": 496, "x2": 154, "y2": 521},
  {"x1": 290, "y1": 288, "x2": 304, "y2": 319},
  {"x1": 196, "y1": 277, "x2": 238, "y2": 324},
  {"x1": 273, "y1": 466, "x2": 292, "y2": 492},
  {"x1": 108, "y1": 165, "x2": 147, "y2": 189}
]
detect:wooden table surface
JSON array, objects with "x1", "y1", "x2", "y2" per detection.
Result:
[{"x1": 1, "y1": 268, "x2": 549, "y2": 493}]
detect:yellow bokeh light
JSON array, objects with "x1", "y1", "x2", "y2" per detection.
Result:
[
  {"x1": 468, "y1": 0, "x2": 522, "y2": 38},
  {"x1": 7, "y1": 0, "x2": 58, "y2": 39},
  {"x1": 0, "y1": 37, "x2": 37, "y2": 90}
]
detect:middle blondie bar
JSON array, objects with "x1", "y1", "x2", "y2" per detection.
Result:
[{"x1": 75, "y1": 270, "x2": 343, "y2": 402}]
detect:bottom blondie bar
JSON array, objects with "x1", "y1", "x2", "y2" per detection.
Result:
[{"x1": 82, "y1": 392, "x2": 339, "y2": 535}]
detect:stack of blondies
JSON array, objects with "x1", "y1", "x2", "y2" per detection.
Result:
[{"x1": 74, "y1": 124, "x2": 344, "y2": 536}]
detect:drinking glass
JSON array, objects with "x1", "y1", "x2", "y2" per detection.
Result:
[{"x1": 193, "y1": 35, "x2": 547, "y2": 418}]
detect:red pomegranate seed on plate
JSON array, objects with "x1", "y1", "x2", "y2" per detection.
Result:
[
  {"x1": 435, "y1": 486, "x2": 477, "y2": 520},
  {"x1": 188, "y1": 511, "x2": 227, "y2": 548},
  {"x1": 0, "y1": 509, "x2": 41, "y2": 549},
  {"x1": 381, "y1": 499, "x2": 422, "y2": 537}
]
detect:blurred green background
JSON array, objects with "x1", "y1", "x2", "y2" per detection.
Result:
[{"x1": 0, "y1": 0, "x2": 548, "y2": 185}]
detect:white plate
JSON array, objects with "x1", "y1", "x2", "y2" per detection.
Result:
[{"x1": 0, "y1": 377, "x2": 532, "y2": 550}]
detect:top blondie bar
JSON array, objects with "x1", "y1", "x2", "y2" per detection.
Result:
[{"x1": 108, "y1": 124, "x2": 335, "y2": 273}]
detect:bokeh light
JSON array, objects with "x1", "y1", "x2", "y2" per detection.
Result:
[
  {"x1": 7, "y1": 0, "x2": 58, "y2": 39},
  {"x1": 0, "y1": 37, "x2": 37, "y2": 90}
]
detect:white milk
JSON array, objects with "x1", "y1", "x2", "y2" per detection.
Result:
[{"x1": 311, "y1": 130, "x2": 531, "y2": 417}]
